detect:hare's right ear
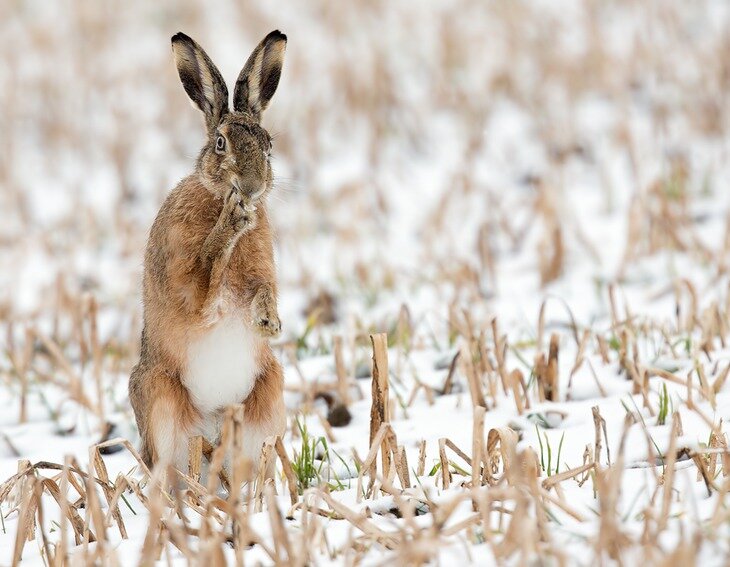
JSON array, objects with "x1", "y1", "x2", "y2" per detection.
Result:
[
  {"x1": 232, "y1": 31, "x2": 287, "y2": 121},
  {"x1": 171, "y1": 33, "x2": 229, "y2": 134}
]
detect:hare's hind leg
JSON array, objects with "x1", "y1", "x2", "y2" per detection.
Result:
[
  {"x1": 129, "y1": 362, "x2": 154, "y2": 467},
  {"x1": 241, "y1": 351, "x2": 286, "y2": 479},
  {"x1": 130, "y1": 363, "x2": 198, "y2": 472}
]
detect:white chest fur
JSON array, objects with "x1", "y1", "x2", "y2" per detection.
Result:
[{"x1": 183, "y1": 313, "x2": 260, "y2": 414}]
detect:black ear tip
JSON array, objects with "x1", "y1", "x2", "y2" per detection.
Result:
[
  {"x1": 266, "y1": 30, "x2": 287, "y2": 43},
  {"x1": 171, "y1": 32, "x2": 192, "y2": 45}
]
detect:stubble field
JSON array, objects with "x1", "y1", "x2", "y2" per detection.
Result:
[{"x1": 1, "y1": 0, "x2": 730, "y2": 564}]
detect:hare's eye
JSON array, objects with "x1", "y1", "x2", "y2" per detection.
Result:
[{"x1": 215, "y1": 135, "x2": 226, "y2": 152}]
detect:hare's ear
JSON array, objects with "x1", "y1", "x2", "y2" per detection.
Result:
[
  {"x1": 171, "y1": 32, "x2": 229, "y2": 133},
  {"x1": 232, "y1": 30, "x2": 287, "y2": 121}
]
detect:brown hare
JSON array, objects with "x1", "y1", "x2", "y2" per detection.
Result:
[{"x1": 128, "y1": 30, "x2": 287, "y2": 477}]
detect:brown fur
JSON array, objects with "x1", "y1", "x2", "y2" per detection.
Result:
[{"x1": 129, "y1": 31, "x2": 288, "y2": 475}]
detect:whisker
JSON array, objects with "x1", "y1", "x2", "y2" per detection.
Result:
[
  {"x1": 268, "y1": 192, "x2": 289, "y2": 205},
  {"x1": 273, "y1": 179, "x2": 304, "y2": 193}
]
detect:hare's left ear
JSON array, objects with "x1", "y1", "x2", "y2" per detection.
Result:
[
  {"x1": 171, "y1": 32, "x2": 229, "y2": 134},
  {"x1": 233, "y1": 30, "x2": 287, "y2": 121}
]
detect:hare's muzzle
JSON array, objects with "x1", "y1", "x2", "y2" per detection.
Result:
[{"x1": 231, "y1": 176, "x2": 266, "y2": 201}]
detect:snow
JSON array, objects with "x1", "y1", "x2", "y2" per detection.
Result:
[{"x1": 2, "y1": 0, "x2": 730, "y2": 564}]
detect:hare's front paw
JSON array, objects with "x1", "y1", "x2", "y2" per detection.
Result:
[
  {"x1": 252, "y1": 286, "x2": 281, "y2": 338},
  {"x1": 223, "y1": 188, "x2": 257, "y2": 234},
  {"x1": 254, "y1": 312, "x2": 281, "y2": 338}
]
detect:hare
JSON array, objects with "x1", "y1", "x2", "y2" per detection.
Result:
[{"x1": 128, "y1": 30, "x2": 288, "y2": 477}]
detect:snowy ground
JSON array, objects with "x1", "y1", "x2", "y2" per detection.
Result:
[{"x1": 1, "y1": 0, "x2": 730, "y2": 564}]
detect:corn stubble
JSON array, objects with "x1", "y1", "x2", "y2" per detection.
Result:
[
  {"x1": 1, "y1": 0, "x2": 730, "y2": 564},
  {"x1": 3, "y1": 313, "x2": 730, "y2": 564}
]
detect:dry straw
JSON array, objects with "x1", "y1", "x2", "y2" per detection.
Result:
[{"x1": 1, "y1": 0, "x2": 730, "y2": 563}]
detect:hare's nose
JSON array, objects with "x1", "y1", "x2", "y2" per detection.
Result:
[{"x1": 231, "y1": 175, "x2": 264, "y2": 199}]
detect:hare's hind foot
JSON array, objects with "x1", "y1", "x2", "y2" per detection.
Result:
[
  {"x1": 130, "y1": 363, "x2": 199, "y2": 474},
  {"x1": 241, "y1": 351, "x2": 286, "y2": 473}
]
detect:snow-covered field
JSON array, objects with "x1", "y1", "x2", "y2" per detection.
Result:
[{"x1": 2, "y1": 0, "x2": 730, "y2": 564}]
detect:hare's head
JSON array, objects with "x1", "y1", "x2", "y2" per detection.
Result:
[{"x1": 172, "y1": 31, "x2": 286, "y2": 200}]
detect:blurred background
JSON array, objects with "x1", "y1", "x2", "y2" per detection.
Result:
[
  {"x1": 1, "y1": 0, "x2": 729, "y2": 359},
  {"x1": 2, "y1": 2, "x2": 730, "y2": 561}
]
